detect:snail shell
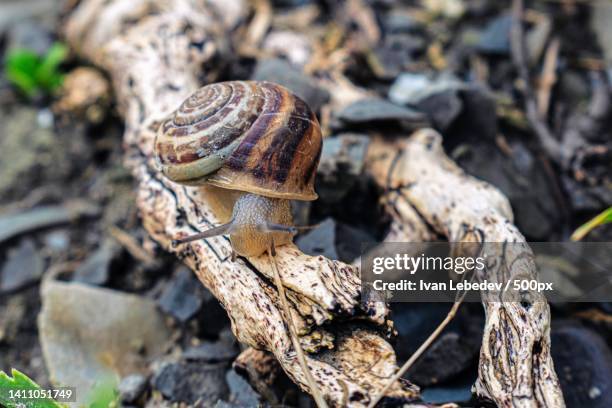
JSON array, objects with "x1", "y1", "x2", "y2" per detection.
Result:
[{"x1": 155, "y1": 81, "x2": 322, "y2": 201}]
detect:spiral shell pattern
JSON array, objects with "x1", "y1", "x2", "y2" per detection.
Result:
[{"x1": 154, "y1": 81, "x2": 322, "y2": 201}]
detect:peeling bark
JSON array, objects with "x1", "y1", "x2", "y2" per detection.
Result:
[
  {"x1": 62, "y1": 0, "x2": 417, "y2": 406},
  {"x1": 366, "y1": 130, "x2": 565, "y2": 408}
]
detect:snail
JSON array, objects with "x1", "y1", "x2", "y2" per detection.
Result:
[
  {"x1": 154, "y1": 80, "x2": 328, "y2": 407},
  {"x1": 154, "y1": 80, "x2": 322, "y2": 259}
]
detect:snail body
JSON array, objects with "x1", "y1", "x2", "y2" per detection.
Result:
[{"x1": 154, "y1": 81, "x2": 322, "y2": 257}]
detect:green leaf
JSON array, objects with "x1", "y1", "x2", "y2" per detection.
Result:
[
  {"x1": 4, "y1": 42, "x2": 68, "y2": 98},
  {"x1": 36, "y1": 43, "x2": 68, "y2": 92},
  {"x1": 571, "y1": 207, "x2": 612, "y2": 241},
  {"x1": 0, "y1": 369, "x2": 67, "y2": 408},
  {"x1": 5, "y1": 67, "x2": 38, "y2": 97},
  {"x1": 85, "y1": 376, "x2": 119, "y2": 408},
  {"x1": 5, "y1": 50, "x2": 40, "y2": 96}
]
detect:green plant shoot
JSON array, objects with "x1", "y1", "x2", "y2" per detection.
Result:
[
  {"x1": 0, "y1": 368, "x2": 67, "y2": 408},
  {"x1": 571, "y1": 207, "x2": 612, "y2": 241},
  {"x1": 5, "y1": 42, "x2": 68, "y2": 98}
]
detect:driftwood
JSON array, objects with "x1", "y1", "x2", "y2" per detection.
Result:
[
  {"x1": 62, "y1": 0, "x2": 419, "y2": 406},
  {"x1": 62, "y1": 0, "x2": 565, "y2": 406},
  {"x1": 366, "y1": 131, "x2": 565, "y2": 408}
]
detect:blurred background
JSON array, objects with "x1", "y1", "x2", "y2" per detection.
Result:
[{"x1": 0, "y1": 0, "x2": 610, "y2": 406}]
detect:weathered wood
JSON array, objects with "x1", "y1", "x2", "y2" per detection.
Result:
[
  {"x1": 366, "y1": 130, "x2": 565, "y2": 408},
  {"x1": 62, "y1": 0, "x2": 418, "y2": 406}
]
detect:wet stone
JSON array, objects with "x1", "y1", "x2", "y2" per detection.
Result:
[
  {"x1": 118, "y1": 374, "x2": 148, "y2": 404},
  {"x1": 152, "y1": 361, "x2": 229, "y2": 404},
  {"x1": 252, "y1": 58, "x2": 329, "y2": 112},
  {"x1": 158, "y1": 267, "x2": 204, "y2": 323},
  {"x1": 0, "y1": 239, "x2": 44, "y2": 293},
  {"x1": 551, "y1": 322, "x2": 612, "y2": 408}
]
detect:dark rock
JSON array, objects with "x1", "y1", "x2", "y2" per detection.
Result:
[
  {"x1": 373, "y1": 33, "x2": 426, "y2": 79},
  {"x1": 407, "y1": 332, "x2": 479, "y2": 386},
  {"x1": 392, "y1": 303, "x2": 484, "y2": 362},
  {"x1": 72, "y1": 240, "x2": 119, "y2": 286},
  {"x1": 335, "y1": 222, "x2": 376, "y2": 262},
  {"x1": 118, "y1": 374, "x2": 148, "y2": 404},
  {"x1": 316, "y1": 133, "x2": 370, "y2": 203},
  {"x1": 195, "y1": 287, "x2": 231, "y2": 338},
  {"x1": 459, "y1": 86, "x2": 498, "y2": 138},
  {"x1": 421, "y1": 382, "x2": 473, "y2": 404},
  {"x1": 417, "y1": 90, "x2": 463, "y2": 132},
  {"x1": 183, "y1": 340, "x2": 238, "y2": 363},
  {"x1": 6, "y1": 18, "x2": 54, "y2": 56},
  {"x1": 296, "y1": 217, "x2": 375, "y2": 263},
  {"x1": 158, "y1": 267, "x2": 204, "y2": 322},
  {"x1": 152, "y1": 361, "x2": 229, "y2": 404},
  {"x1": 0, "y1": 239, "x2": 44, "y2": 293},
  {"x1": 476, "y1": 14, "x2": 512, "y2": 55},
  {"x1": 295, "y1": 218, "x2": 338, "y2": 260},
  {"x1": 551, "y1": 322, "x2": 612, "y2": 408},
  {"x1": 226, "y1": 369, "x2": 261, "y2": 407},
  {"x1": 336, "y1": 98, "x2": 425, "y2": 126},
  {"x1": 389, "y1": 74, "x2": 496, "y2": 137},
  {"x1": 252, "y1": 58, "x2": 329, "y2": 112},
  {"x1": 454, "y1": 141, "x2": 560, "y2": 239}
]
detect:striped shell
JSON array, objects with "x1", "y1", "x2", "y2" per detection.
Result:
[{"x1": 154, "y1": 81, "x2": 322, "y2": 201}]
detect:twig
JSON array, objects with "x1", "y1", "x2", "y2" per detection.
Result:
[
  {"x1": 537, "y1": 37, "x2": 560, "y2": 117},
  {"x1": 108, "y1": 225, "x2": 158, "y2": 267},
  {"x1": 367, "y1": 275, "x2": 471, "y2": 408},
  {"x1": 511, "y1": 0, "x2": 563, "y2": 164},
  {"x1": 268, "y1": 250, "x2": 328, "y2": 408},
  {"x1": 367, "y1": 303, "x2": 463, "y2": 408}
]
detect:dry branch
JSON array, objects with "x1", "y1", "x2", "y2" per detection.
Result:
[
  {"x1": 366, "y1": 130, "x2": 565, "y2": 408},
  {"x1": 62, "y1": 0, "x2": 418, "y2": 406}
]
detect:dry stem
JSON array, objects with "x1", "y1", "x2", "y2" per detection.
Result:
[{"x1": 268, "y1": 250, "x2": 328, "y2": 408}]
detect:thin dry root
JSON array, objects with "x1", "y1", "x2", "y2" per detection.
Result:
[{"x1": 268, "y1": 249, "x2": 328, "y2": 408}]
